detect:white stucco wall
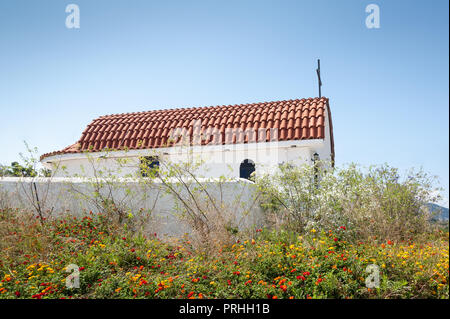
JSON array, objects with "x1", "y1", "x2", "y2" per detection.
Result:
[
  {"x1": 42, "y1": 139, "x2": 330, "y2": 178},
  {"x1": 0, "y1": 177, "x2": 263, "y2": 238}
]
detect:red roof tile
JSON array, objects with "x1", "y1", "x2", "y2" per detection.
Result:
[{"x1": 40, "y1": 97, "x2": 333, "y2": 161}]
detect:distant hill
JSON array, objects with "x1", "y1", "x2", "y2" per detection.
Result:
[{"x1": 427, "y1": 203, "x2": 449, "y2": 221}]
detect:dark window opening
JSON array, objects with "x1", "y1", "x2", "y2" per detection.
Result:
[
  {"x1": 140, "y1": 156, "x2": 160, "y2": 177},
  {"x1": 239, "y1": 159, "x2": 255, "y2": 181}
]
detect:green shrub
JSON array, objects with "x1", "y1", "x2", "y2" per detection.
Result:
[{"x1": 255, "y1": 162, "x2": 441, "y2": 242}]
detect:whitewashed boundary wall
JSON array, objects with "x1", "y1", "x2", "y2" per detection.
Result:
[{"x1": 0, "y1": 177, "x2": 263, "y2": 238}]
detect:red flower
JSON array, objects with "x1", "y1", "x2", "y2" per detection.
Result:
[
  {"x1": 333, "y1": 238, "x2": 338, "y2": 242},
  {"x1": 296, "y1": 275, "x2": 306, "y2": 281},
  {"x1": 79, "y1": 267, "x2": 85, "y2": 271},
  {"x1": 187, "y1": 291, "x2": 195, "y2": 298},
  {"x1": 227, "y1": 280, "x2": 232, "y2": 286},
  {"x1": 15, "y1": 291, "x2": 20, "y2": 297},
  {"x1": 122, "y1": 237, "x2": 126, "y2": 240}
]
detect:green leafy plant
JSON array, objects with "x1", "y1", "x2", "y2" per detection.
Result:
[{"x1": 255, "y1": 162, "x2": 442, "y2": 242}]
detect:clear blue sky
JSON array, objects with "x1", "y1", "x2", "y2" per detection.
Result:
[{"x1": 0, "y1": 0, "x2": 448, "y2": 205}]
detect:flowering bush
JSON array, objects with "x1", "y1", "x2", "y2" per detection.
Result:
[
  {"x1": 0, "y1": 209, "x2": 447, "y2": 299},
  {"x1": 255, "y1": 163, "x2": 441, "y2": 242}
]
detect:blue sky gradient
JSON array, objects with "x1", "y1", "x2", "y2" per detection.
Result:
[{"x1": 0, "y1": 0, "x2": 448, "y2": 205}]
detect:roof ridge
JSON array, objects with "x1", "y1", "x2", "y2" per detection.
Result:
[{"x1": 97, "y1": 97, "x2": 328, "y2": 119}]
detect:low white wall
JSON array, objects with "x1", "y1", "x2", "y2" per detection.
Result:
[{"x1": 0, "y1": 177, "x2": 264, "y2": 238}]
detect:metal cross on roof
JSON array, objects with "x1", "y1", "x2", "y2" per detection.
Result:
[{"x1": 316, "y1": 59, "x2": 322, "y2": 98}]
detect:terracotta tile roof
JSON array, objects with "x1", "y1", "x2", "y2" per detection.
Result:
[{"x1": 40, "y1": 97, "x2": 333, "y2": 161}]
